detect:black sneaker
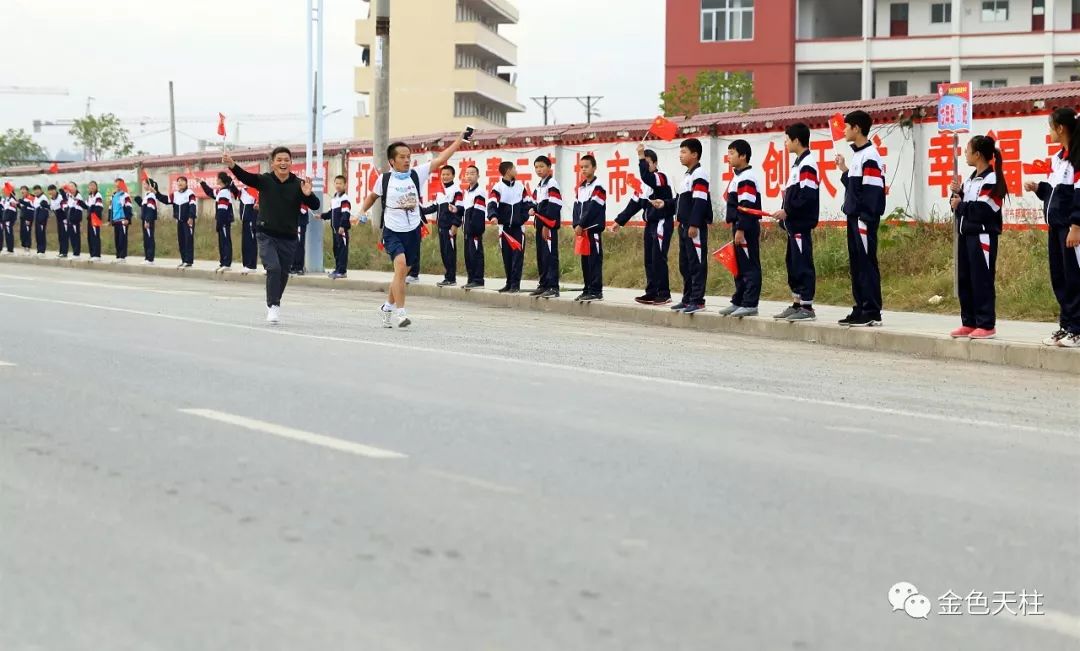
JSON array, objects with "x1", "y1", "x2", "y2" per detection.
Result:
[
  {"x1": 591, "y1": 294, "x2": 604, "y2": 301},
  {"x1": 529, "y1": 287, "x2": 547, "y2": 297},
  {"x1": 670, "y1": 302, "x2": 687, "y2": 311},
  {"x1": 634, "y1": 294, "x2": 656, "y2": 305},
  {"x1": 507, "y1": 287, "x2": 521, "y2": 294},
  {"x1": 653, "y1": 296, "x2": 672, "y2": 306},
  {"x1": 838, "y1": 311, "x2": 860, "y2": 326},
  {"x1": 867, "y1": 313, "x2": 883, "y2": 326},
  {"x1": 496, "y1": 285, "x2": 511, "y2": 293},
  {"x1": 539, "y1": 288, "x2": 560, "y2": 299},
  {"x1": 437, "y1": 279, "x2": 456, "y2": 287},
  {"x1": 846, "y1": 313, "x2": 875, "y2": 327},
  {"x1": 574, "y1": 292, "x2": 591, "y2": 302}
]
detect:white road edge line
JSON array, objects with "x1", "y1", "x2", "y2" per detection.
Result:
[
  {"x1": 0, "y1": 289, "x2": 1073, "y2": 439},
  {"x1": 998, "y1": 609, "x2": 1080, "y2": 641},
  {"x1": 422, "y1": 469, "x2": 521, "y2": 495},
  {"x1": 178, "y1": 408, "x2": 407, "y2": 460},
  {"x1": 0, "y1": 361, "x2": 15, "y2": 367}
]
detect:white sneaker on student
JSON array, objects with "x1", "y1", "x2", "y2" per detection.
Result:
[
  {"x1": 379, "y1": 305, "x2": 393, "y2": 328},
  {"x1": 266, "y1": 305, "x2": 280, "y2": 324},
  {"x1": 394, "y1": 308, "x2": 411, "y2": 328},
  {"x1": 405, "y1": 275, "x2": 419, "y2": 285}
]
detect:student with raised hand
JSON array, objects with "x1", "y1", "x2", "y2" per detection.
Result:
[
  {"x1": 32, "y1": 185, "x2": 50, "y2": 258},
  {"x1": 572, "y1": 154, "x2": 607, "y2": 302},
  {"x1": 1, "y1": 186, "x2": 17, "y2": 255},
  {"x1": 460, "y1": 164, "x2": 487, "y2": 290},
  {"x1": 59, "y1": 181, "x2": 85, "y2": 259},
  {"x1": 85, "y1": 181, "x2": 105, "y2": 261},
  {"x1": 949, "y1": 135, "x2": 1005, "y2": 340},
  {"x1": 614, "y1": 144, "x2": 674, "y2": 305},
  {"x1": 671, "y1": 138, "x2": 712, "y2": 314},
  {"x1": 152, "y1": 176, "x2": 197, "y2": 268},
  {"x1": 1024, "y1": 107, "x2": 1080, "y2": 348},
  {"x1": 835, "y1": 110, "x2": 887, "y2": 327},
  {"x1": 200, "y1": 172, "x2": 239, "y2": 273},
  {"x1": 529, "y1": 155, "x2": 563, "y2": 298},
  {"x1": 238, "y1": 185, "x2": 259, "y2": 274},
  {"x1": 772, "y1": 123, "x2": 820, "y2": 322},
  {"x1": 133, "y1": 178, "x2": 160, "y2": 264}
]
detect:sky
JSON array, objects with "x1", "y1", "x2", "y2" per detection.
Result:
[{"x1": 0, "y1": 0, "x2": 664, "y2": 160}]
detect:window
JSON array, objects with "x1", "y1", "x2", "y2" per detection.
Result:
[
  {"x1": 930, "y1": 80, "x2": 948, "y2": 93},
  {"x1": 888, "y1": 80, "x2": 908, "y2": 96},
  {"x1": 701, "y1": 0, "x2": 754, "y2": 42},
  {"x1": 931, "y1": 3, "x2": 952, "y2": 23},
  {"x1": 979, "y1": 79, "x2": 1008, "y2": 88},
  {"x1": 890, "y1": 3, "x2": 909, "y2": 36},
  {"x1": 1073, "y1": 0, "x2": 1080, "y2": 29},
  {"x1": 982, "y1": 0, "x2": 1009, "y2": 22},
  {"x1": 1033, "y1": 0, "x2": 1045, "y2": 31},
  {"x1": 1071, "y1": 74, "x2": 1080, "y2": 82},
  {"x1": 1030, "y1": 75, "x2": 1044, "y2": 85}
]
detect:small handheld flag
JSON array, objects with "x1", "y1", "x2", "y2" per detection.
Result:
[
  {"x1": 712, "y1": 242, "x2": 738, "y2": 276},
  {"x1": 140, "y1": 170, "x2": 149, "y2": 183},
  {"x1": 420, "y1": 223, "x2": 430, "y2": 239},
  {"x1": 48, "y1": 162, "x2": 59, "y2": 174},
  {"x1": 829, "y1": 113, "x2": 846, "y2": 141},
  {"x1": 627, "y1": 175, "x2": 643, "y2": 195},
  {"x1": 500, "y1": 230, "x2": 522, "y2": 251},
  {"x1": 647, "y1": 116, "x2": 679, "y2": 142},
  {"x1": 736, "y1": 206, "x2": 771, "y2": 218},
  {"x1": 1026, "y1": 159, "x2": 1052, "y2": 175},
  {"x1": 116, "y1": 179, "x2": 129, "y2": 193},
  {"x1": 574, "y1": 233, "x2": 591, "y2": 256},
  {"x1": 245, "y1": 185, "x2": 260, "y2": 201},
  {"x1": 217, "y1": 113, "x2": 227, "y2": 137},
  {"x1": 3, "y1": 182, "x2": 13, "y2": 196}
]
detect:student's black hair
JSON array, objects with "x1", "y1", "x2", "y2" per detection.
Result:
[
  {"x1": 728, "y1": 139, "x2": 752, "y2": 162},
  {"x1": 46, "y1": 184, "x2": 57, "y2": 191},
  {"x1": 176, "y1": 176, "x2": 187, "y2": 183},
  {"x1": 534, "y1": 155, "x2": 552, "y2": 166},
  {"x1": 1050, "y1": 107, "x2": 1080, "y2": 171},
  {"x1": 217, "y1": 172, "x2": 231, "y2": 186},
  {"x1": 969, "y1": 135, "x2": 1007, "y2": 201},
  {"x1": 498, "y1": 161, "x2": 515, "y2": 176},
  {"x1": 32, "y1": 185, "x2": 41, "y2": 191},
  {"x1": 387, "y1": 141, "x2": 409, "y2": 161},
  {"x1": 19, "y1": 185, "x2": 29, "y2": 191},
  {"x1": 466, "y1": 165, "x2": 480, "y2": 174},
  {"x1": 334, "y1": 174, "x2": 347, "y2": 182},
  {"x1": 643, "y1": 149, "x2": 658, "y2": 164},
  {"x1": 440, "y1": 165, "x2": 456, "y2": 175},
  {"x1": 844, "y1": 110, "x2": 873, "y2": 138},
  {"x1": 680, "y1": 138, "x2": 703, "y2": 159},
  {"x1": 784, "y1": 123, "x2": 811, "y2": 148},
  {"x1": 270, "y1": 146, "x2": 292, "y2": 160},
  {"x1": 580, "y1": 154, "x2": 597, "y2": 168}
]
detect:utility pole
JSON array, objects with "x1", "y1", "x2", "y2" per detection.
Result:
[
  {"x1": 530, "y1": 95, "x2": 603, "y2": 126},
  {"x1": 168, "y1": 81, "x2": 177, "y2": 156},
  {"x1": 373, "y1": 0, "x2": 391, "y2": 188},
  {"x1": 304, "y1": 0, "x2": 326, "y2": 273}
]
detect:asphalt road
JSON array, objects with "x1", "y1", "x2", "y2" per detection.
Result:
[{"x1": 1, "y1": 265, "x2": 1077, "y2": 651}]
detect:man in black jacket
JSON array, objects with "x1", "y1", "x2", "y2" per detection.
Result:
[{"x1": 224, "y1": 147, "x2": 320, "y2": 324}]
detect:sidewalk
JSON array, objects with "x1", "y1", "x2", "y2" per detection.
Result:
[{"x1": 2, "y1": 253, "x2": 1076, "y2": 374}]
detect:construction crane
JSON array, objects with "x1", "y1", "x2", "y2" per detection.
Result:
[
  {"x1": 32, "y1": 113, "x2": 307, "y2": 132},
  {"x1": 0, "y1": 86, "x2": 69, "y2": 95}
]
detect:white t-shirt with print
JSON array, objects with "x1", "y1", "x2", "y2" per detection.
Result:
[{"x1": 374, "y1": 163, "x2": 430, "y2": 233}]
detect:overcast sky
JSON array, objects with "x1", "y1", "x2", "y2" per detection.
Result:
[{"x1": 0, "y1": 0, "x2": 664, "y2": 160}]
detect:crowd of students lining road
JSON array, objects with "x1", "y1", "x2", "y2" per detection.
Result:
[{"x1": 3, "y1": 110, "x2": 1080, "y2": 346}]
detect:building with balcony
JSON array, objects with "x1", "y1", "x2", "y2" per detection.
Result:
[
  {"x1": 354, "y1": 0, "x2": 524, "y2": 139},
  {"x1": 666, "y1": 0, "x2": 1080, "y2": 108}
]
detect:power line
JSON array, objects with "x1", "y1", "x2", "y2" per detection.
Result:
[{"x1": 530, "y1": 95, "x2": 603, "y2": 126}]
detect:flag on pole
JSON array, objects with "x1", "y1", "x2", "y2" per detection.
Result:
[
  {"x1": 116, "y1": 179, "x2": 129, "y2": 194},
  {"x1": 712, "y1": 242, "x2": 739, "y2": 276},
  {"x1": 574, "y1": 233, "x2": 591, "y2": 256},
  {"x1": 217, "y1": 113, "x2": 227, "y2": 137},
  {"x1": 500, "y1": 230, "x2": 522, "y2": 251},
  {"x1": 647, "y1": 116, "x2": 679, "y2": 142},
  {"x1": 829, "y1": 113, "x2": 846, "y2": 141},
  {"x1": 736, "y1": 206, "x2": 771, "y2": 218},
  {"x1": 140, "y1": 170, "x2": 149, "y2": 183},
  {"x1": 48, "y1": 162, "x2": 59, "y2": 174},
  {"x1": 3, "y1": 182, "x2": 13, "y2": 196}
]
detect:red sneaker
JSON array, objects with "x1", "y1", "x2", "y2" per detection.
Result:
[
  {"x1": 969, "y1": 328, "x2": 997, "y2": 340},
  {"x1": 950, "y1": 326, "x2": 975, "y2": 338}
]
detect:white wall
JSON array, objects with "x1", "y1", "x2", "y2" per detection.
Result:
[
  {"x1": 874, "y1": 0, "x2": 1045, "y2": 37},
  {"x1": 875, "y1": 69, "x2": 951, "y2": 97}
]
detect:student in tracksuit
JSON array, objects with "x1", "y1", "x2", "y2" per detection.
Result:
[
  {"x1": 291, "y1": 205, "x2": 309, "y2": 275},
  {"x1": 1025, "y1": 107, "x2": 1080, "y2": 347},
  {"x1": 85, "y1": 181, "x2": 105, "y2": 261},
  {"x1": 238, "y1": 185, "x2": 259, "y2": 273},
  {"x1": 49, "y1": 185, "x2": 69, "y2": 258},
  {"x1": 772, "y1": 123, "x2": 820, "y2": 322},
  {"x1": 488, "y1": 161, "x2": 529, "y2": 293},
  {"x1": 200, "y1": 173, "x2": 238, "y2": 272},
  {"x1": 320, "y1": 174, "x2": 356, "y2": 279},
  {"x1": 718, "y1": 140, "x2": 764, "y2": 318},
  {"x1": 1, "y1": 189, "x2": 17, "y2": 254},
  {"x1": 133, "y1": 180, "x2": 159, "y2": 264},
  {"x1": 672, "y1": 138, "x2": 712, "y2": 313},
  {"x1": 529, "y1": 155, "x2": 563, "y2": 298},
  {"x1": 109, "y1": 179, "x2": 133, "y2": 262},
  {"x1": 59, "y1": 183, "x2": 85, "y2": 259},
  {"x1": 613, "y1": 144, "x2": 674, "y2": 305},
  {"x1": 572, "y1": 154, "x2": 607, "y2": 302},
  {"x1": 32, "y1": 185, "x2": 50, "y2": 256},
  {"x1": 949, "y1": 135, "x2": 1006, "y2": 341},
  {"x1": 423, "y1": 166, "x2": 463, "y2": 286},
  {"x1": 153, "y1": 177, "x2": 197, "y2": 268},
  {"x1": 18, "y1": 186, "x2": 34, "y2": 254},
  {"x1": 461, "y1": 164, "x2": 487, "y2": 290},
  {"x1": 836, "y1": 110, "x2": 887, "y2": 327}
]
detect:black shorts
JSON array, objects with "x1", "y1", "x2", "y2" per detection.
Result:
[{"x1": 383, "y1": 226, "x2": 421, "y2": 267}]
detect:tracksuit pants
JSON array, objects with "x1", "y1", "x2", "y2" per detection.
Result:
[
  {"x1": 68, "y1": 220, "x2": 82, "y2": 257},
  {"x1": 2, "y1": 220, "x2": 14, "y2": 252},
  {"x1": 845, "y1": 214, "x2": 882, "y2": 316},
  {"x1": 177, "y1": 219, "x2": 195, "y2": 265},
  {"x1": 1048, "y1": 224, "x2": 1080, "y2": 334},
  {"x1": 500, "y1": 227, "x2": 524, "y2": 290},
  {"x1": 464, "y1": 231, "x2": 485, "y2": 285},
  {"x1": 88, "y1": 223, "x2": 102, "y2": 258},
  {"x1": 57, "y1": 217, "x2": 69, "y2": 256},
  {"x1": 785, "y1": 229, "x2": 816, "y2": 305},
  {"x1": 677, "y1": 223, "x2": 708, "y2": 306},
  {"x1": 112, "y1": 222, "x2": 128, "y2": 259},
  {"x1": 217, "y1": 218, "x2": 233, "y2": 267},
  {"x1": 957, "y1": 231, "x2": 998, "y2": 330},
  {"x1": 257, "y1": 232, "x2": 297, "y2": 307},
  {"x1": 644, "y1": 219, "x2": 672, "y2": 299},
  {"x1": 581, "y1": 229, "x2": 604, "y2": 296},
  {"x1": 731, "y1": 221, "x2": 762, "y2": 309},
  {"x1": 241, "y1": 219, "x2": 258, "y2": 270},
  {"x1": 438, "y1": 227, "x2": 457, "y2": 282},
  {"x1": 142, "y1": 220, "x2": 156, "y2": 262},
  {"x1": 290, "y1": 226, "x2": 307, "y2": 273},
  {"x1": 34, "y1": 220, "x2": 47, "y2": 254},
  {"x1": 19, "y1": 218, "x2": 31, "y2": 249},
  {"x1": 331, "y1": 224, "x2": 349, "y2": 275},
  {"x1": 536, "y1": 225, "x2": 560, "y2": 290}
]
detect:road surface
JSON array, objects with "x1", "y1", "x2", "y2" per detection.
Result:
[{"x1": 1, "y1": 265, "x2": 1077, "y2": 650}]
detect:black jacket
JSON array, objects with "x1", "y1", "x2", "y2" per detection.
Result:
[{"x1": 229, "y1": 165, "x2": 320, "y2": 237}]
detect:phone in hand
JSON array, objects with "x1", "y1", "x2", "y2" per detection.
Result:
[{"x1": 462, "y1": 125, "x2": 475, "y2": 143}]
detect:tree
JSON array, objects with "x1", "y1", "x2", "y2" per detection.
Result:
[
  {"x1": 69, "y1": 113, "x2": 135, "y2": 161},
  {"x1": 0, "y1": 129, "x2": 48, "y2": 167},
  {"x1": 659, "y1": 70, "x2": 757, "y2": 118}
]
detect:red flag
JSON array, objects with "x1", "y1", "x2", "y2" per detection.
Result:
[
  {"x1": 535, "y1": 214, "x2": 557, "y2": 228},
  {"x1": 245, "y1": 185, "x2": 260, "y2": 201},
  {"x1": 217, "y1": 113, "x2": 226, "y2": 137},
  {"x1": 377, "y1": 240, "x2": 385, "y2": 251},
  {"x1": 140, "y1": 170, "x2": 149, "y2": 183},
  {"x1": 500, "y1": 230, "x2": 522, "y2": 251},
  {"x1": 48, "y1": 162, "x2": 59, "y2": 174},
  {"x1": 3, "y1": 182, "x2": 13, "y2": 196},
  {"x1": 627, "y1": 175, "x2": 643, "y2": 195},
  {"x1": 574, "y1": 233, "x2": 590, "y2": 256},
  {"x1": 647, "y1": 116, "x2": 679, "y2": 142},
  {"x1": 63, "y1": 183, "x2": 76, "y2": 194},
  {"x1": 737, "y1": 206, "x2": 771, "y2": 218},
  {"x1": 116, "y1": 179, "x2": 129, "y2": 193},
  {"x1": 1026, "y1": 159, "x2": 1052, "y2": 175},
  {"x1": 420, "y1": 223, "x2": 430, "y2": 239},
  {"x1": 829, "y1": 113, "x2": 846, "y2": 141},
  {"x1": 712, "y1": 242, "x2": 738, "y2": 276}
]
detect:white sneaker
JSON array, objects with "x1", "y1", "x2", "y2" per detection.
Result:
[
  {"x1": 1061, "y1": 333, "x2": 1080, "y2": 349},
  {"x1": 405, "y1": 276, "x2": 419, "y2": 285},
  {"x1": 142, "y1": 259, "x2": 154, "y2": 265},
  {"x1": 380, "y1": 306, "x2": 393, "y2": 328},
  {"x1": 394, "y1": 308, "x2": 411, "y2": 328},
  {"x1": 220, "y1": 266, "x2": 231, "y2": 273},
  {"x1": 0, "y1": 250, "x2": 10, "y2": 256},
  {"x1": 35, "y1": 252, "x2": 45, "y2": 259},
  {"x1": 239, "y1": 267, "x2": 250, "y2": 275},
  {"x1": 266, "y1": 305, "x2": 280, "y2": 324},
  {"x1": 1043, "y1": 329, "x2": 1069, "y2": 347},
  {"x1": 117, "y1": 258, "x2": 127, "y2": 264}
]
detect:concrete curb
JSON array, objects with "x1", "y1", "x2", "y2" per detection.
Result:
[{"x1": 3, "y1": 255, "x2": 1077, "y2": 375}]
